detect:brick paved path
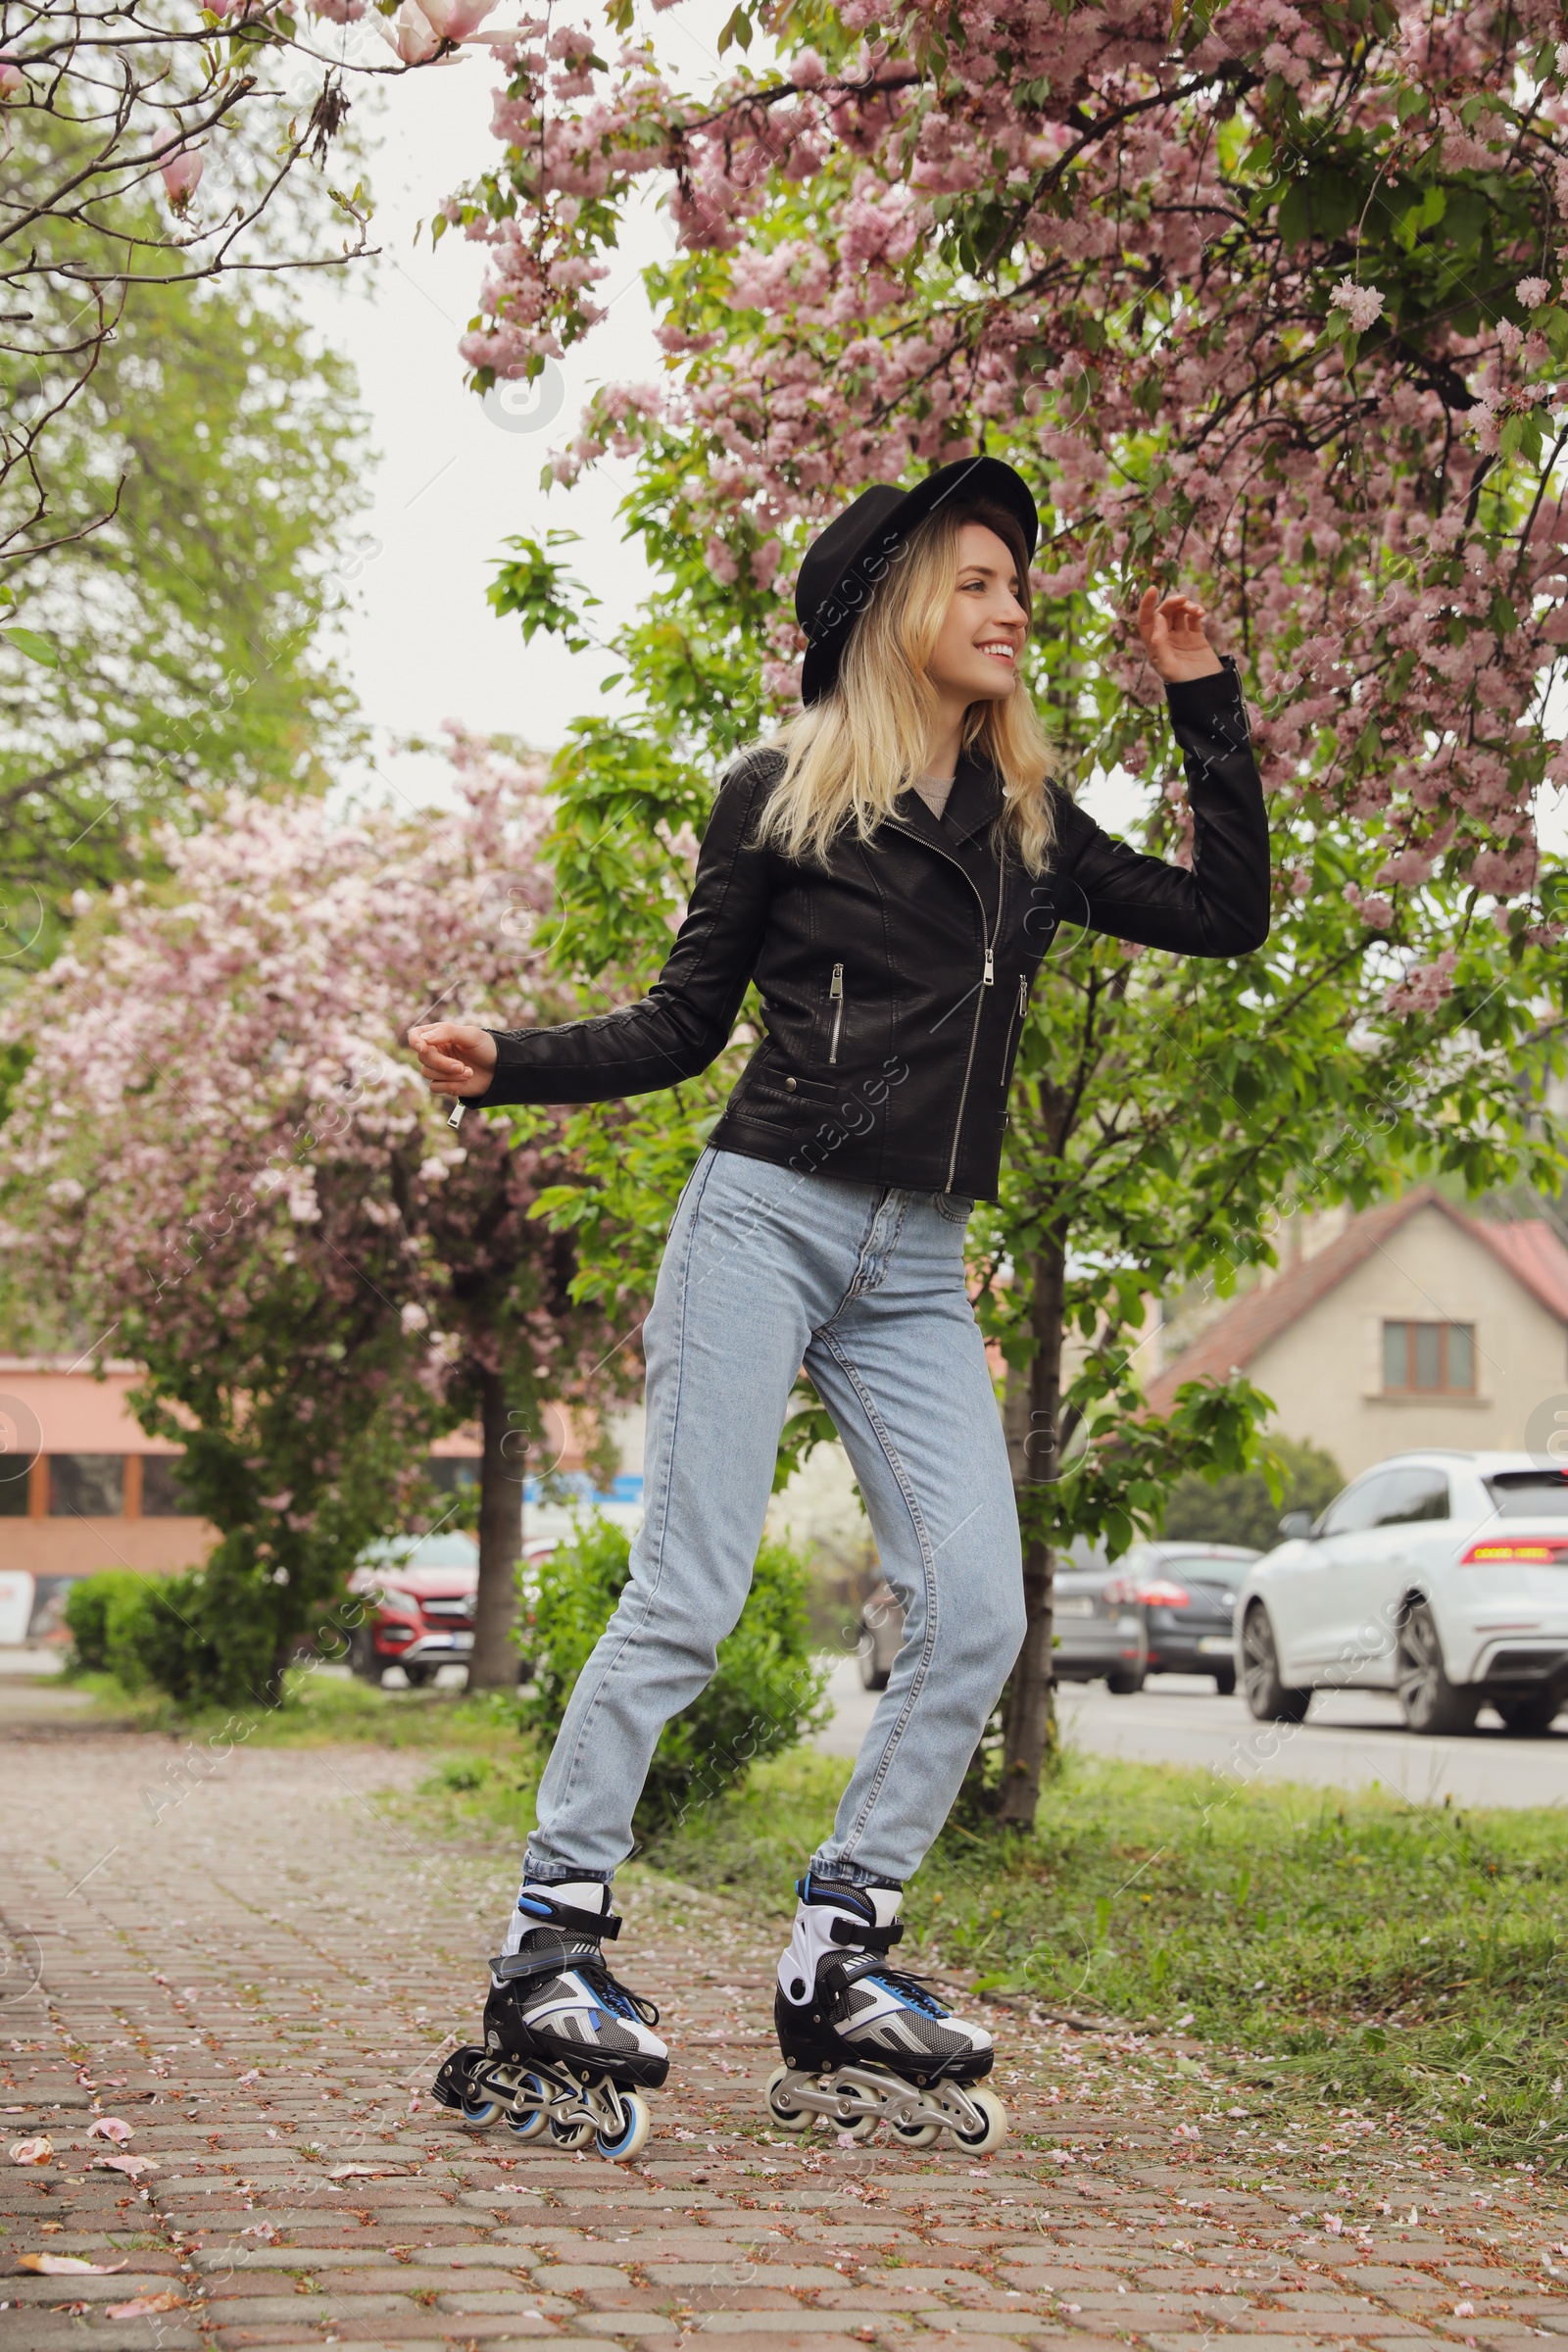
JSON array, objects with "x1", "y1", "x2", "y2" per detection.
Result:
[{"x1": 4, "y1": 1734, "x2": 1567, "y2": 2352}]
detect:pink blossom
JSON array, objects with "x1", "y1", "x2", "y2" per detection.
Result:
[
  {"x1": 1329, "y1": 279, "x2": 1385, "y2": 333},
  {"x1": 1517, "y1": 276, "x2": 1551, "y2": 310},
  {"x1": 0, "y1": 55, "x2": 24, "y2": 96},
  {"x1": 1344, "y1": 885, "x2": 1394, "y2": 930},
  {"x1": 1376, "y1": 849, "x2": 1438, "y2": 889},
  {"x1": 159, "y1": 149, "x2": 204, "y2": 213},
  {"x1": 705, "y1": 535, "x2": 741, "y2": 586},
  {"x1": 424, "y1": 0, "x2": 499, "y2": 38},
  {"x1": 380, "y1": 0, "x2": 441, "y2": 61}
]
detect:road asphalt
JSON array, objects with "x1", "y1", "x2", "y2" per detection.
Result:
[{"x1": 813, "y1": 1658, "x2": 1568, "y2": 1811}]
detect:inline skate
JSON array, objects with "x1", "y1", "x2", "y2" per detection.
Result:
[
  {"x1": 764, "y1": 1876, "x2": 1006, "y2": 2152},
  {"x1": 432, "y1": 1882, "x2": 666, "y2": 2162}
]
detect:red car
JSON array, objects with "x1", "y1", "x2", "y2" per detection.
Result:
[
  {"x1": 347, "y1": 1534, "x2": 556, "y2": 1688},
  {"x1": 348, "y1": 1536, "x2": 480, "y2": 1687}
]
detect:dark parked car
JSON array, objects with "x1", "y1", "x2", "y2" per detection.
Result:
[
  {"x1": 1101, "y1": 1541, "x2": 1257, "y2": 1693},
  {"x1": 1052, "y1": 1565, "x2": 1150, "y2": 1693}
]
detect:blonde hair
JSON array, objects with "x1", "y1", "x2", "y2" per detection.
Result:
[{"x1": 756, "y1": 502, "x2": 1058, "y2": 873}]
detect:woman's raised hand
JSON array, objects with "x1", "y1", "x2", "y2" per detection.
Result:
[
  {"x1": 407, "y1": 1021, "x2": 498, "y2": 1100},
  {"x1": 1136, "y1": 587, "x2": 1224, "y2": 684}
]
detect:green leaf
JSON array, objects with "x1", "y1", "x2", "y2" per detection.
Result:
[{"x1": 2, "y1": 627, "x2": 57, "y2": 667}]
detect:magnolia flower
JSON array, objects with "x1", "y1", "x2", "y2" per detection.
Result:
[
  {"x1": 1516, "y1": 276, "x2": 1550, "y2": 310},
  {"x1": 160, "y1": 149, "x2": 204, "y2": 213},
  {"x1": 0, "y1": 55, "x2": 24, "y2": 96},
  {"x1": 378, "y1": 0, "x2": 441, "y2": 61},
  {"x1": 86, "y1": 2117, "x2": 134, "y2": 2145},
  {"x1": 1329, "y1": 278, "x2": 1385, "y2": 333},
  {"x1": 420, "y1": 0, "x2": 498, "y2": 36}
]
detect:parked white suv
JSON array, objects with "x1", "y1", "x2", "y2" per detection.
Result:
[{"x1": 1236, "y1": 1451, "x2": 1568, "y2": 1737}]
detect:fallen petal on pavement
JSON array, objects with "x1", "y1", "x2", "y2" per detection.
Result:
[{"x1": 20, "y1": 2254, "x2": 127, "y2": 2275}]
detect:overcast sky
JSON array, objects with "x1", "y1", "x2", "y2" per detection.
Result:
[{"x1": 295, "y1": 0, "x2": 740, "y2": 817}]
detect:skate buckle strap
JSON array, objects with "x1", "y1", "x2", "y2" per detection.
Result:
[
  {"x1": 822, "y1": 1950, "x2": 947, "y2": 2023},
  {"x1": 514, "y1": 1892, "x2": 622, "y2": 1941},
  {"x1": 828, "y1": 1916, "x2": 904, "y2": 1953}
]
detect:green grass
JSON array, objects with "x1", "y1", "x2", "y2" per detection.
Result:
[
  {"x1": 64, "y1": 1667, "x2": 1568, "y2": 2171},
  {"x1": 517, "y1": 1742, "x2": 1568, "y2": 2174},
  {"x1": 62, "y1": 1663, "x2": 540, "y2": 1755}
]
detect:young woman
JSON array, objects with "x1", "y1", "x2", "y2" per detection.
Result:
[{"x1": 411, "y1": 456, "x2": 1269, "y2": 2160}]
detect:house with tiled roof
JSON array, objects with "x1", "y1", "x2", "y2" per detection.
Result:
[{"x1": 1147, "y1": 1189, "x2": 1568, "y2": 1480}]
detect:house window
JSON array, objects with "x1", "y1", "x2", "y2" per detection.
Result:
[
  {"x1": 426, "y1": 1458, "x2": 480, "y2": 1496},
  {"x1": 1382, "y1": 1320, "x2": 1475, "y2": 1396},
  {"x1": 48, "y1": 1454, "x2": 125, "y2": 1515},
  {"x1": 142, "y1": 1457, "x2": 200, "y2": 1517}
]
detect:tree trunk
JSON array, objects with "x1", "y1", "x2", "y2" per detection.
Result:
[
  {"x1": 468, "y1": 1369, "x2": 522, "y2": 1692},
  {"x1": 997, "y1": 1231, "x2": 1067, "y2": 1827}
]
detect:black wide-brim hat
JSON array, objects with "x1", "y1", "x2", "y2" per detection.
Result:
[{"x1": 795, "y1": 455, "x2": 1039, "y2": 708}]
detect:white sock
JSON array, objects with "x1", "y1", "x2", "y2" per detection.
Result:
[
  {"x1": 777, "y1": 1883, "x2": 903, "y2": 2002},
  {"x1": 500, "y1": 1878, "x2": 612, "y2": 1957}
]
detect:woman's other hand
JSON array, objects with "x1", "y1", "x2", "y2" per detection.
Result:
[
  {"x1": 407, "y1": 1021, "x2": 498, "y2": 1099},
  {"x1": 1136, "y1": 587, "x2": 1224, "y2": 684}
]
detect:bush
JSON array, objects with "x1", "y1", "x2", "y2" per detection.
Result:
[
  {"x1": 64, "y1": 1561, "x2": 255, "y2": 1703},
  {"x1": 1159, "y1": 1434, "x2": 1343, "y2": 1551},
  {"x1": 515, "y1": 1515, "x2": 831, "y2": 1836},
  {"x1": 64, "y1": 1572, "x2": 144, "y2": 1676}
]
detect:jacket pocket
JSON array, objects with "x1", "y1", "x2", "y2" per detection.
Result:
[{"x1": 828, "y1": 962, "x2": 845, "y2": 1066}]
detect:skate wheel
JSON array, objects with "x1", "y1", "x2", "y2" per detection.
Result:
[
  {"x1": 889, "y1": 2115, "x2": 942, "y2": 2147},
  {"x1": 504, "y1": 2073, "x2": 550, "y2": 2143},
  {"x1": 458, "y1": 2094, "x2": 503, "y2": 2130},
  {"x1": 596, "y1": 2089, "x2": 653, "y2": 2162},
  {"x1": 951, "y1": 2085, "x2": 1007, "y2": 2154},
  {"x1": 834, "y1": 2110, "x2": 878, "y2": 2141},
  {"x1": 763, "y1": 2065, "x2": 813, "y2": 2132},
  {"x1": 548, "y1": 2111, "x2": 597, "y2": 2150}
]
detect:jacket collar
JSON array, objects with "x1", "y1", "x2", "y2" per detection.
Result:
[{"x1": 891, "y1": 745, "x2": 1004, "y2": 854}]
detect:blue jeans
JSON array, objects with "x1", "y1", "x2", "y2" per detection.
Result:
[{"x1": 523, "y1": 1146, "x2": 1025, "y2": 1888}]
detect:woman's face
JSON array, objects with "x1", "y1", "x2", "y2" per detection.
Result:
[{"x1": 924, "y1": 522, "x2": 1029, "y2": 708}]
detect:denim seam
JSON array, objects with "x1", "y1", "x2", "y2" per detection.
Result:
[
  {"x1": 533, "y1": 1143, "x2": 718, "y2": 1857},
  {"x1": 845, "y1": 1188, "x2": 908, "y2": 1299},
  {"x1": 814, "y1": 1326, "x2": 940, "y2": 1865},
  {"x1": 817, "y1": 1186, "x2": 890, "y2": 1324}
]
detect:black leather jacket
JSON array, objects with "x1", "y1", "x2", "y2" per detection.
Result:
[{"x1": 477, "y1": 661, "x2": 1269, "y2": 1201}]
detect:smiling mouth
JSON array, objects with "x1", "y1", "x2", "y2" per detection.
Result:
[{"x1": 977, "y1": 641, "x2": 1016, "y2": 661}]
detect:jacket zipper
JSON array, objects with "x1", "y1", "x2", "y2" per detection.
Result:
[
  {"x1": 828, "y1": 963, "x2": 845, "y2": 1065},
  {"x1": 1004, "y1": 970, "x2": 1028, "y2": 1066},
  {"x1": 884, "y1": 834, "x2": 1002, "y2": 1194}
]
